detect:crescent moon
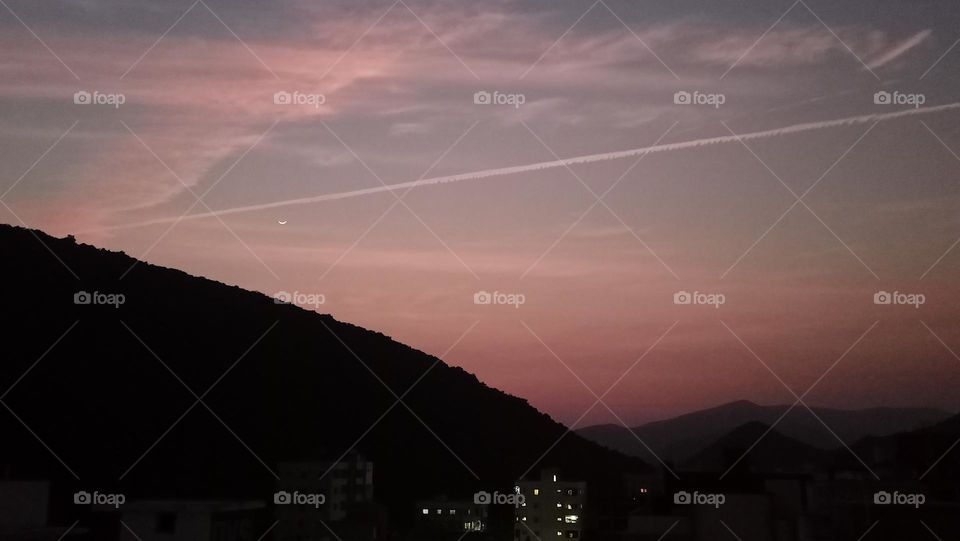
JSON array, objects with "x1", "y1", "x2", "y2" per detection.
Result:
[{"x1": 278, "y1": 220, "x2": 287, "y2": 225}]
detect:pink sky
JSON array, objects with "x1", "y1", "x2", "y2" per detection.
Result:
[{"x1": 2, "y1": 0, "x2": 960, "y2": 426}]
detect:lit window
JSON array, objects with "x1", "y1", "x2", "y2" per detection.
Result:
[
  {"x1": 553, "y1": 475, "x2": 557, "y2": 482},
  {"x1": 557, "y1": 531, "x2": 562, "y2": 536},
  {"x1": 533, "y1": 489, "x2": 540, "y2": 496},
  {"x1": 422, "y1": 509, "x2": 429, "y2": 515},
  {"x1": 564, "y1": 515, "x2": 578, "y2": 524},
  {"x1": 436, "y1": 509, "x2": 442, "y2": 515},
  {"x1": 449, "y1": 509, "x2": 456, "y2": 515},
  {"x1": 556, "y1": 503, "x2": 562, "y2": 508},
  {"x1": 567, "y1": 504, "x2": 573, "y2": 510}
]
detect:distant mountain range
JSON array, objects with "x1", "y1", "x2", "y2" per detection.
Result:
[
  {"x1": 674, "y1": 411, "x2": 960, "y2": 479},
  {"x1": 0, "y1": 225, "x2": 647, "y2": 532},
  {"x1": 577, "y1": 400, "x2": 952, "y2": 466},
  {"x1": 681, "y1": 421, "x2": 833, "y2": 474},
  {"x1": 849, "y1": 412, "x2": 960, "y2": 478}
]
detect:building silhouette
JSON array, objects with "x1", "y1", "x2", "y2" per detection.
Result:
[
  {"x1": 275, "y1": 452, "x2": 379, "y2": 541},
  {"x1": 93, "y1": 500, "x2": 268, "y2": 541},
  {"x1": 0, "y1": 479, "x2": 85, "y2": 540},
  {"x1": 414, "y1": 495, "x2": 488, "y2": 537},
  {"x1": 515, "y1": 469, "x2": 586, "y2": 540}
]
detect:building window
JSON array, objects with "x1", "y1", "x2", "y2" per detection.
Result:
[
  {"x1": 564, "y1": 515, "x2": 579, "y2": 524},
  {"x1": 155, "y1": 513, "x2": 176, "y2": 534},
  {"x1": 449, "y1": 509, "x2": 456, "y2": 515},
  {"x1": 422, "y1": 509, "x2": 429, "y2": 515},
  {"x1": 533, "y1": 489, "x2": 540, "y2": 496}
]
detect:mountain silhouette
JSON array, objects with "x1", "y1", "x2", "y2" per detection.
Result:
[
  {"x1": 681, "y1": 421, "x2": 832, "y2": 474},
  {"x1": 848, "y1": 411, "x2": 960, "y2": 480},
  {"x1": 577, "y1": 400, "x2": 950, "y2": 465},
  {"x1": 0, "y1": 224, "x2": 648, "y2": 532}
]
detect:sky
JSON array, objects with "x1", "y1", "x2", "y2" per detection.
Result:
[{"x1": 3, "y1": 0, "x2": 960, "y2": 427}]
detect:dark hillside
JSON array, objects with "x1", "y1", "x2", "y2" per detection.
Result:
[{"x1": 0, "y1": 224, "x2": 648, "y2": 531}]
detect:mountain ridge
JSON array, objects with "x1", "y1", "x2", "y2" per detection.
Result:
[
  {"x1": 681, "y1": 420, "x2": 833, "y2": 474},
  {"x1": 0, "y1": 224, "x2": 648, "y2": 532},
  {"x1": 577, "y1": 399, "x2": 952, "y2": 464}
]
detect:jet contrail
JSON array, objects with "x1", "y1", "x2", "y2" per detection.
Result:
[
  {"x1": 92, "y1": 102, "x2": 960, "y2": 233},
  {"x1": 867, "y1": 29, "x2": 932, "y2": 70}
]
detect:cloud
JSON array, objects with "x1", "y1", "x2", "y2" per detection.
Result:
[
  {"x1": 85, "y1": 102, "x2": 960, "y2": 233},
  {"x1": 0, "y1": 0, "x2": 942, "y2": 236},
  {"x1": 866, "y1": 29, "x2": 932, "y2": 69}
]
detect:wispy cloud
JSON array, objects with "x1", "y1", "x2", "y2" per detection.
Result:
[
  {"x1": 85, "y1": 102, "x2": 960, "y2": 232},
  {"x1": 866, "y1": 29, "x2": 932, "y2": 69}
]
